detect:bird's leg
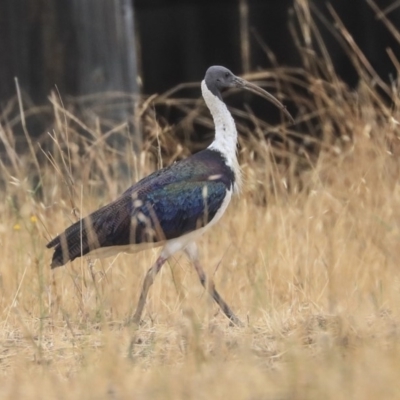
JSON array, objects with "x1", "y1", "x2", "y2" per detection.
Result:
[
  {"x1": 194, "y1": 260, "x2": 243, "y2": 327},
  {"x1": 184, "y1": 243, "x2": 243, "y2": 327},
  {"x1": 131, "y1": 255, "x2": 167, "y2": 324}
]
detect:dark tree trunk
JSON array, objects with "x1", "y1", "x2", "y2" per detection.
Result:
[
  {"x1": 70, "y1": 0, "x2": 138, "y2": 104},
  {"x1": 0, "y1": 0, "x2": 139, "y2": 143}
]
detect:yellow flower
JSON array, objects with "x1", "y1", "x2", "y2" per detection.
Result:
[
  {"x1": 30, "y1": 215, "x2": 37, "y2": 223},
  {"x1": 13, "y1": 223, "x2": 21, "y2": 231}
]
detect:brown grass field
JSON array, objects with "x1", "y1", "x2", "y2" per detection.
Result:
[{"x1": 1, "y1": 3, "x2": 400, "y2": 399}]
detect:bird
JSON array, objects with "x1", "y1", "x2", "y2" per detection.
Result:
[{"x1": 47, "y1": 65, "x2": 293, "y2": 326}]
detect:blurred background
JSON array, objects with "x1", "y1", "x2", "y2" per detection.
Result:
[{"x1": 0, "y1": 0, "x2": 399, "y2": 143}]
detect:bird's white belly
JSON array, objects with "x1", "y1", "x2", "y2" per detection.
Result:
[{"x1": 87, "y1": 241, "x2": 164, "y2": 260}]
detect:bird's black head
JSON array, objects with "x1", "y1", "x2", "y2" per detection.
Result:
[
  {"x1": 203, "y1": 65, "x2": 294, "y2": 123},
  {"x1": 204, "y1": 66, "x2": 239, "y2": 98}
]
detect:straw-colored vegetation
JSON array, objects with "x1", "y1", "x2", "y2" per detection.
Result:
[{"x1": 1, "y1": 2, "x2": 400, "y2": 398}]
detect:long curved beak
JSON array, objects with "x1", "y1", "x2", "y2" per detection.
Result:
[{"x1": 234, "y1": 77, "x2": 294, "y2": 124}]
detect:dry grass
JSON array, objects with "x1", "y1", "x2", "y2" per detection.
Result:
[{"x1": 2, "y1": 2, "x2": 400, "y2": 399}]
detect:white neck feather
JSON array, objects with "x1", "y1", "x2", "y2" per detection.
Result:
[{"x1": 201, "y1": 80, "x2": 242, "y2": 192}]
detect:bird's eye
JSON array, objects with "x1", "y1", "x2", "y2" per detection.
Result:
[{"x1": 225, "y1": 72, "x2": 229, "y2": 78}]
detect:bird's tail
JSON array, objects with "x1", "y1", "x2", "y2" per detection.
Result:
[{"x1": 46, "y1": 216, "x2": 102, "y2": 268}]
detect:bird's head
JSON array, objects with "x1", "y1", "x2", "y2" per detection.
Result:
[
  {"x1": 204, "y1": 65, "x2": 293, "y2": 123},
  {"x1": 204, "y1": 66, "x2": 238, "y2": 91}
]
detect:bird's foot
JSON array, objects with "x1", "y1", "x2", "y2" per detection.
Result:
[
  {"x1": 229, "y1": 314, "x2": 244, "y2": 328},
  {"x1": 124, "y1": 314, "x2": 142, "y2": 327}
]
